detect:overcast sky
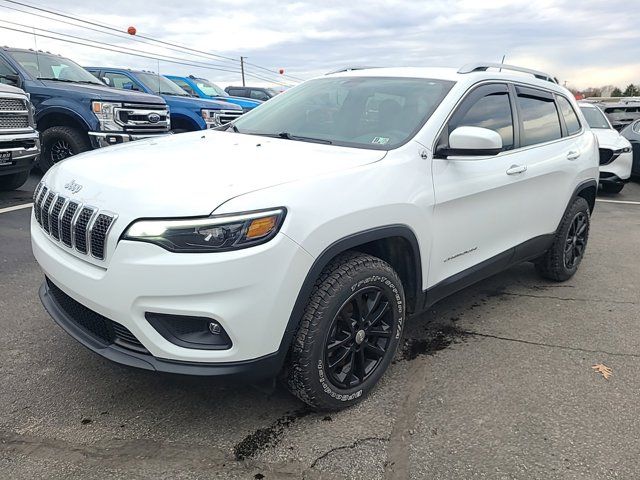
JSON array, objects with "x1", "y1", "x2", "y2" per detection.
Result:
[{"x1": 0, "y1": 0, "x2": 638, "y2": 90}]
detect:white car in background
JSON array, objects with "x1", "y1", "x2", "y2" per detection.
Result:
[{"x1": 579, "y1": 102, "x2": 633, "y2": 193}]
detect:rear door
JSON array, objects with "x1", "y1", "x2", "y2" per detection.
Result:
[
  {"x1": 429, "y1": 83, "x2": 529, "y2": 287},
  {"x1": 513, "y1": 87, "x2": 583, "y2": 241}
]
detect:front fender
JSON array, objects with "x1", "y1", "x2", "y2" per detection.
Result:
[
  {"x1": 35, "y1": 102, "x2": 97, "y2": 131},
  {"x1": 170, "y1": 109, "x2": 206, "y2": 131}
]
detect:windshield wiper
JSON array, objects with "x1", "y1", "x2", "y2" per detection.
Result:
[
  {"x1": 249, "y1": 132, "x2": 332, "y2": 145},
  {"x1": 37, "y1": 77, "x2": 100, "y2": 85}
]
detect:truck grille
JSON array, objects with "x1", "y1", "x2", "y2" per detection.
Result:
[
  {"x1": 0, "y1": 98, "x2": 26, "y2": 111},
  {"x1": 218, "y1": 109, "x2": 243, "y2": 125},
  {"x1": 33, "y1": 182, "x2": 117, "y2": 261},
  {"x1": 0, "y1": 112, "x2": 29, "y2": 129},
  {"x1": 46, "y1": 277, "x2": 149, "y2": 354},
  {"x1": 0, "y1": 96, "x2": 30, "y2": 131},
  {"x1": 117, "y1": 102, "x2": 170, "y2": 134}
]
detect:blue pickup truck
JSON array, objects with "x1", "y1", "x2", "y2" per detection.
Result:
[
  {"x1": 86, "y1": 68, "x2": 243, "y2": 132},
  {"x1": 165, "y1": 75, "x2": 262, "y2": 112},
  {"x1": 0, "y1": 47, "x2": 170, "y2": 171}
]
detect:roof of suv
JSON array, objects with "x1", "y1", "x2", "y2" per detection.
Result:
[{"x1": 324, "y1": 64, "x2": 568, "y2": 96}]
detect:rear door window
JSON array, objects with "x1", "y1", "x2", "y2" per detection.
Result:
[
  {"x1": 556, "y1": 96, "x2": 581, "y2": 135},
  {"x1": 516, "y1": 88, "x2": 562, "y2": 146}
]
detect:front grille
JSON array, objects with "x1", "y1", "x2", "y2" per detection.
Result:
[
  {"x1": 50, "y1": 196, "x2": 66, "y2": 240},
  {"x1": 117, "y1": 103, "x2": 170, "y2": 134},
  {"x1": 0, "y1": 112, "x2": 29, "y2": 129},
  {"x1": 46, "y1": 278, "x2": 148, "y2": 354},
  {"x1": 218, "y1": 109, "x2": 243, "y2": 125},
  {"x1": 34, "y1": 182, "x2": 117, "y2": 261},
  {"x1": 0, "y1": 98, "x2": 26, "y2": 111},
  {"x1": 599, "y1": 148, "x2": 619, "y2": 165}
]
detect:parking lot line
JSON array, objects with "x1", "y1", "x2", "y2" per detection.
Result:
[
  {"x1": 596, "y1": 199, "x2": 640, "y2": 205},
  {"x1": 0, "y1": 203, "x2": 33, "y2": 214}
]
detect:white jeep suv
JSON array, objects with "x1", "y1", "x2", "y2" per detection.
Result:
[
  {"x1": 578, "y1": 101, "x2": 633, "y2": 193},
  {"x1": 32, "y1": 63, "x2": 599, "y2": 410}
]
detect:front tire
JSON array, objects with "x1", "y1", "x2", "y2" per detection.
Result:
[
  {"x1": 0, "y1": 170, "x2": 30, "y2": 191},
  {"x1": 285, "y1": 252, "x2": 405, "y2": 411},
  {"x1": 39, "y1": 126, "x2": 91, "y2": 172},
  {"x1": 535, "y1": 197, "x2": 590, "y2": 281}
]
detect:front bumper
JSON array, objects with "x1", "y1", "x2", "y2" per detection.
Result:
[
  {"x1": 39, "y1": 280, "x2": 283, "y2": 378},
  {"x1": 32, "y1": 216, "x2": 314, "y2": 374},
  {"x1": 0, "y1": 130, "x2": 40, "y2": 175},
  {"x1": 600, "y1": 151, "x2": 632, "y2": 181},
  {"x1": 88, "y1": 131, "x2": 172, "y2": 148}
]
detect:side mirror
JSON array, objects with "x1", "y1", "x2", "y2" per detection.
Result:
[
  {"x1": 101, "y1": 77, "x2": 110, "y2": 86},
  {"x1": 122, "y1": 82, "x2": 135, "y2": 90},
  {"x1": 441, "y1": 126, "x2": 503, "y2": 157},
  {"x1": 0, "y1": 73, "x2": 21, "y2": 87}
]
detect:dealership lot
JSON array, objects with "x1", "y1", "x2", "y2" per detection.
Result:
[{"x1": 1, "y1": 174, "x2": 639, "y2": 479}]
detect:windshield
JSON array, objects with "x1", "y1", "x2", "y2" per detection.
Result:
[
  {"x1": 195, "y1": 78, "x2": 227, "y2": 96},
  {"x1": 580, "y1": 106, "x2": 611, "y2": 129},
  {"x1": 232, "y1": 77, "x2": 454, "y2": 149},
  {"x1": 11, "y1": 51, "x2": 103, "y2": 84},
  {"x1": 137, "y1": 72, "x2": 191, "y2": 96}
]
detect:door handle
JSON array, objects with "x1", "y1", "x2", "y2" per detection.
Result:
[
  {"x1": 567, "y1": 150, "x2": 580, "y2": 160},
  {"x1": 506, "y1": 164, "x2": 527, "y2": 175}
]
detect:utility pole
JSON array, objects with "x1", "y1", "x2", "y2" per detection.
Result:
[{"x1": 240, "y1": 56, "x2": 246, "y2": 86}]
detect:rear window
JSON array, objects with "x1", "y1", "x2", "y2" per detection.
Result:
[
  {"x1": 517, "y1": 94, "x2": 562, "y2": 146},
  {"x1": 557, "y1": 96, "x2": 581, "y2": 135}
]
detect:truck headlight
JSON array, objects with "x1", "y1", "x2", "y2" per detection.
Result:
[
  {"x1": 92, "y1": 101, "x2": 122, "y2": 131},
  {"x1": 123, "y1": 208, "x2": 286, "y2": 252},
  {"x1": 201, "y1": 109, "x2": 222, "y2": 127}
]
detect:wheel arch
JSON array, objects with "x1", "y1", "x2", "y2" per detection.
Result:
[
  {"x1": 573, "y1": 179, "x2": 597, "y2": 213},
  {"x1": 36, "y1": 108, "x2": 93, "y2": 133},
  {"x1": 275, "y1": 225, "x2": 423, "y2": 370}
]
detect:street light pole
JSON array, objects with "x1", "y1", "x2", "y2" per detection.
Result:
[{"x1": 240, "y1": 56, "x2": 246, "y2": 87}]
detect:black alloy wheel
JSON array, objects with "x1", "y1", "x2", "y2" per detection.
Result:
[
  {"x1": 324, "y1": 286, "x2": 394, "y2": 389},
  {"x1": 564, "y1": 211, "x2": 587, "y2": 269},
  {"x1": 50, "y1": 139, "x2": 74, "y2": 163}
]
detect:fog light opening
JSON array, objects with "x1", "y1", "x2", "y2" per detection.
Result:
[{"x1": 208, "y1": 321, "x2": 221, "y2": 335}]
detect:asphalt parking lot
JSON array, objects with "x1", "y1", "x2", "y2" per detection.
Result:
[{"x1": 1, "y1": 173, "x2": 639, "y2": 480}]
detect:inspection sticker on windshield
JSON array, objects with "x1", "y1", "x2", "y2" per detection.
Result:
[{"x1": 371, "y1": 137, "x2": 390, "y2": 145}]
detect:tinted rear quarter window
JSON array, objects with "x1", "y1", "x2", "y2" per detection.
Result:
[
  {"x1": 517, "y1": 94, "x2": 562, "y2": 146},
  {"x1": 557, "y1": 96, "x2": 581, "y2": 135}
]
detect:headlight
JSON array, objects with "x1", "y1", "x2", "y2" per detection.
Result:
[
  {"x1": 92, "y1": 101, "x2": 122, "y2": 131},
  {"x1": 123, "y1": 208, "x2": 286, "y2": 252},
  {"x1": 616, "y1": 146, "x2": 632, "y2": 154},
  {"x1": 201, "y1": 109, "x2": 222, "y2": 127}
]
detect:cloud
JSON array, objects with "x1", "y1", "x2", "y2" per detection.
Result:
[{"x1": 0, "y1": 0, "x2": 638, "y2": 89}]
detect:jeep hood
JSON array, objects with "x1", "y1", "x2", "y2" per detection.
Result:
[{"x1": 43, "y1": 130, "x2": 386, "y2": 218}]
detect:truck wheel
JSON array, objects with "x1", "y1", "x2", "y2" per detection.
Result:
[
  {"x1": 601, "y1": 183, "x2": 624, "y2": 194},
  {"x1": 285, "y1": 252, "x2": 405, "y2": 411},
  {"x1": 39, "y1": 126, "x2": 91, "y2": 172},
  {"x1": 535, "y1": 197, "x2": 590, "y2": 282},
  {"x1": 0, "y1": 170, "x2": 30, "y2": 191}
]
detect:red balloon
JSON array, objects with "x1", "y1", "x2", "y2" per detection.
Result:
[
  {"x1": 279, "y1": 68, "x2": 284, "y2": 75},
  {"x1": 127, "y1": 26, "x2": 137, "y2": 35}
]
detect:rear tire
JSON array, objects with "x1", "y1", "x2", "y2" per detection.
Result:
[
  {"x1": 0, "y1": 170, "x2": 30, "y2": 191},
  {"x1": 284, "y1": 252, "x2": 405, "y2": 411},
  {"x1": 39, "y1": 126, "x2": 91, "y2": 172},
  {"x1": 601, "y1": 183, "x2": 624, "y2": 194},
  {"x1": 535, "y1": 197, "x2": 590, "y2": 282}
]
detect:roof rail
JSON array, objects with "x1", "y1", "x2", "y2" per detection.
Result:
[
  {"x1": 326, "y1": 66, "x2": 380, "y2": 75},
  {"x1": 458, "y1": 63, "x2": 558, "y2": 84}
]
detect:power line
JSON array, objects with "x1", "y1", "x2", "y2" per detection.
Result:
[
  {"x1": 1, "y1": 0, "x2": 304, "y2": 83},
  {"x1": 0, "y1": 24, "x2": 290, "y2": 86}
]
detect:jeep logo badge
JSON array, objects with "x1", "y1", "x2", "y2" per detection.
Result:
[
  {"x1": 147, "y1": 113, "x2": 161, "y2": 124},
  {"x1": 64, "y1": 179, "x2": 83, "y2": 194}
]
